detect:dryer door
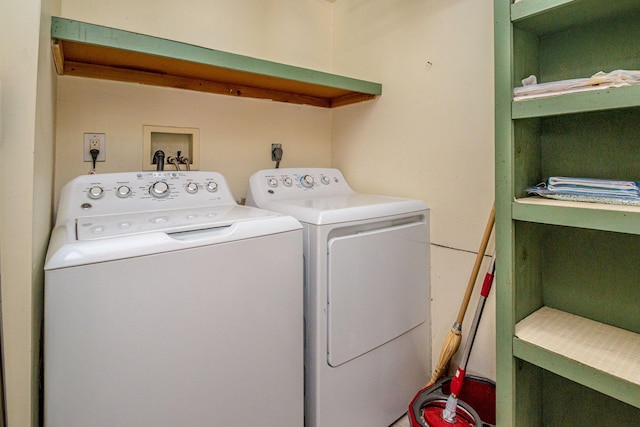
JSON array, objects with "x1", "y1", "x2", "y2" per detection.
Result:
[{"x1": 327, "y1": 221, "x2": 429, "y2": 367}]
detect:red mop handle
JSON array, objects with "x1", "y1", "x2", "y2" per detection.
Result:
[
  {"x1": 450, "y1": 366, "x2": 466, "y2": 396},
  {"x1": 480, "y1": 256, "x2": 496, "y2": 298},
  {"x1": 455, "y1": 252, "x2": 496, "y2": 384}
]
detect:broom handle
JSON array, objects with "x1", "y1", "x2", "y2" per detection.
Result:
[{"x1": 455, "y1": 203, "x2": 495, "y2": 326}]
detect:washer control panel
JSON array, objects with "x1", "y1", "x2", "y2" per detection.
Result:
[
  {"x1": 56, "y1": 171, "x2": 236, "y2": 225},
  {"x1": 246, "y1": 168, "x2": 356, "y2": 205}
]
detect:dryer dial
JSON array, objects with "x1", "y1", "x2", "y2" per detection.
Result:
[{"x1": 149, "y1": 181, "x2": 170, "y2": 198}]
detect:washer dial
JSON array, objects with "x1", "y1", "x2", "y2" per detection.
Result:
[
  {"x1": 321, "y1": 176, "x2": 330, "y2": 185},
  {"x1": 283, "y1": 177, "x2": 293, "y2": 187},
  {"x1": 268, "y1": 178, "x2": 278, "y2": 188},
  {"x1": 185, "y1": 182, "x2": 199, "y2": 194},
  {"x1": 87, "y1": 186, "x2": 104, "y2": 200},
  {"x1": 206, "y1": 181, "x2": 218, "y2": 193},
  {"x1": 150, "y1": 181, "x2": 170, "y2": 198},
  {"x1": 116, "y1": 185, "x2": 132, "y2": 198}
]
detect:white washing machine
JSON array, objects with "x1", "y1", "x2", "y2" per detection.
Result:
[
  {"x1": 247, "y1": 168, "x2": 430, "y2": 427},
  {"x1": 44, "y1": 171, "x2": 303, "y2": 427}
]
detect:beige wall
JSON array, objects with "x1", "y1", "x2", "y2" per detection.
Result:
[
  {"x1": 0, "y1": 1, "x2": 495, "y2": 423},
  {"x1": 54, "y1": 0, "x2": 335, "y2": 204},
  {"x1": 55, "y1": 78, "x2": 332, "y2": 205},
  {"x1": 0, "y1": 0, "x2": 59, "y2": 424},
  {"x1": 331, "y1": 0, "x2": 496, "y2": 379},
  {"x1": 60, "y1": 0, "x2": 334, "y2": 72},
  {"x1": 54, "y1": 0, "x2": 496, "y2": 401}
]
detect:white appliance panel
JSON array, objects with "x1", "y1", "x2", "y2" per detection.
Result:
[
  {"x1": 246, "y1": 168, "x2": 431, "y2": 427},
  {"x1": 246, "y1": 168, "x2": 426, "y2": 225},
  {"x1": 327, "y1": 222, "x2": 428, "y2": 367},
  {"x1": 45, "y1": 231, "x2": 303, "y2": 427},
  {"x1": 45, "y1": 171, "x2": 303, "y2": 427},
  {"x1": 304, "y1": 219, "x2": 430, "y2": 427}
]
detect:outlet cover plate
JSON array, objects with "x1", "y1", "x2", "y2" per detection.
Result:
[{"x1": 83, "y1": 133, "x2": 106, "y2": 162}]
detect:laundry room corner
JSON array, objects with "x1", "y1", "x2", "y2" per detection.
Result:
[
  {"x1": 4, "y1": 0, "x2": 500, "y2": 425},
  {"x1": 330, "y1": 0, "x2": 496, "y2": 382}
]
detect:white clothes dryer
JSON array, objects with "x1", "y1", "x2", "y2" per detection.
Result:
[
  {"x1": 247, "y1": 168, "x2": 430, "y2": 427},
  {"x1": 44, "y1": 171, "x2": 303, "y2": 427}
]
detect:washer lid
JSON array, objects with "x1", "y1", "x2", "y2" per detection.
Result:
[
  {"x1": 75, "y1": 205, "x2": 276, "y2": 241},
  {"x1": 258, "y1": 194, "x2": 427, "y2": 225},
  {"x1": 45, "y1": 205, "x2": 301, "y2": 270}
]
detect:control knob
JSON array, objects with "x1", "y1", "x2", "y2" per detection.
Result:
[
  {"x1": 87, "y1": 186, "x2": 104, "y2": 200},
  {"x1": 321, "y1": 176, "x2": 330, "y2": 185},
  {"x1": 267, "y1": 178, "x2": 278, "y2": 188},
  {"x1": 300, "y1": 175, "x2": 314, "y2": 188},
  {"x1": 283, "y1": 177, "x2": 293, "y2": 187},
  {"x1": 185, "y1": 182, "x2": 199, "y2": 194},
  {"x1": 116, "y1": 185, "x2": 132, "y2": 198},
  {"x1": 149, "y1": 181, "x2": 170, "y2": 198},
  {"x1": 206, "y1": 181, "x2": 218, "y2": 193}
]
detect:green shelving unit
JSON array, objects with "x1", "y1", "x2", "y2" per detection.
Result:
[
  {"x1": 50, "y1": 16, "x2": 381, "y2": 108},
  {"x1": 495, "y1": 0, "x2": 640, "y2": 425}
]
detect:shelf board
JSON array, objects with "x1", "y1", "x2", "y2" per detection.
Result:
[
  {"x1": 512, "y1": 197, "x2": 640, "y2": 234},
  {"x1": 512, "y1": 84, "x2": 640, "y2": 119},
  {"x1": 511, "y1": 0, "x2": 640, "y2": 35},
  {"x1": 514, "y1": 307, "x2": 640, "y2": 409},
  {"x1": 50, "y1": 16, "x2": 382, "y2": 108}
]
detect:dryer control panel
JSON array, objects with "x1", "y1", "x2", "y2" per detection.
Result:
[
  {"x1": 55, "y1": 171, "x2": 236, "y2": 226},
  {"x1": 246, "y1": 168, "x2": 355, "y2": 205}
]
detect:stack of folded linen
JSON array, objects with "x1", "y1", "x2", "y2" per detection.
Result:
[
  {"x1": 513, "y1": 70, "x2": 640, "y2": 101},
  {"x1": 527, "y1": 176, "x2": 640, "y2": 206}
]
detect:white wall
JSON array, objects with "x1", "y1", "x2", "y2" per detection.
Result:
[
  {"x1": 331, "y1": 0, "x2": 496, "y2": 380},
  {"x1": 0, "y1": 0, "x2": 59, "y2": 424}
]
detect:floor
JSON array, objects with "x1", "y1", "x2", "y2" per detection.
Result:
[{"x1": 391, "y1": 413, "x2": 411, "y2": 427}]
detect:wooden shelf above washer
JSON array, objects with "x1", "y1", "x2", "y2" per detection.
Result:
[{"x1": 50, "y1": 16, "x2": 382, "y2": 108}]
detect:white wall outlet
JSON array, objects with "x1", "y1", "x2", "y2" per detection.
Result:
[{"x1": 83, "y1": 133, "x2": 106, "y2": 162}]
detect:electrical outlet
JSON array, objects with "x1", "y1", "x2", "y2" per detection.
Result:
[
  {"x1": 271, "y1": 143, "x2": 283, "y2": 161},
  {"x1": 83, "y1": 133, "x2": 106, "y2": 162}
]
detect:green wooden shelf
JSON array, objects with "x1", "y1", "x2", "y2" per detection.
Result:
[
  {"x1": 512, "y1": 85, "x2": 640, "y2": 119},
  {"x1": 50, "y1": 16, "x2": 382, "y2": 108},
  {"x1": 496, "y1": 0, "x2": 640, "y2": 424},
  {"x1": 511, "y1": 0, "x2": 640, "y2": 35},
  {"x1": 513, "y1": 338, "x2": 640, "y2": 410},
  {"x1": 513, "y1": 198, "x2": 640, "y2": 235}
]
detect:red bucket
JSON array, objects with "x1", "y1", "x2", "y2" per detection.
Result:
[{"x1": 409, "y1": 375, "x2": 496, "y2": 427}]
